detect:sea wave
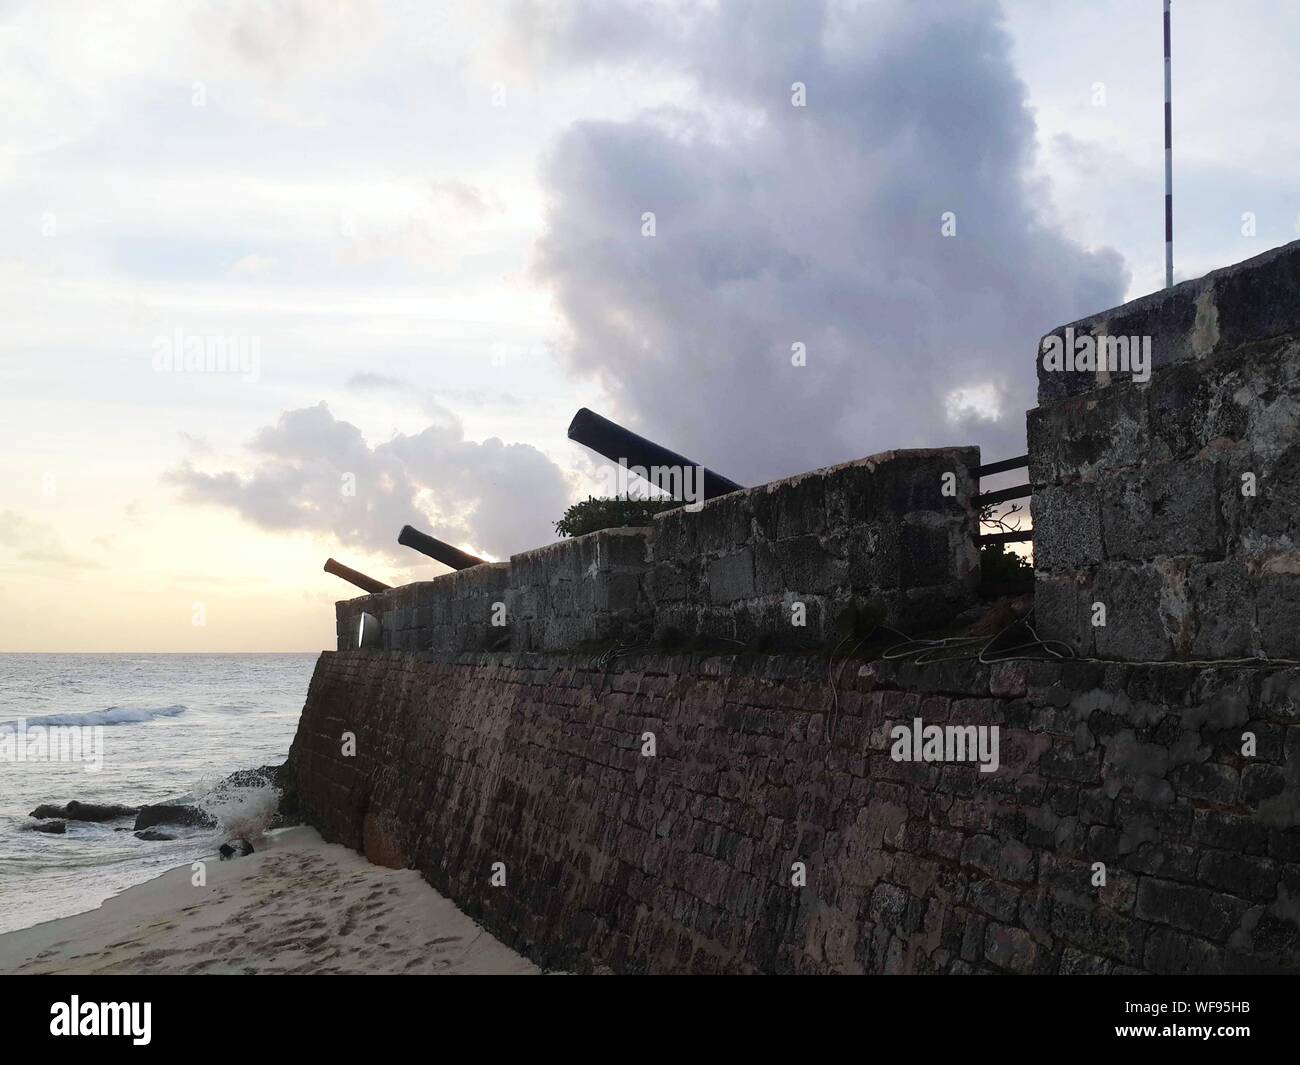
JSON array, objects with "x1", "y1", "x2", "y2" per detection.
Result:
[
  {"x1": 192, "y1": 766, "x2": 283, "y2": 838},
  {"x1": 199, "y1": 781, "x2": 281, "y2": 838},
  {"x1": 2, "y1": 704, "x2": 188, "y2": 729}
]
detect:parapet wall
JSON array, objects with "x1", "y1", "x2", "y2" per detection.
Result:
[
  {"x1": 1037, "y1": 238, "x2": 1300, "y2": 403},
  {"x1": 335, "y1": 563, "x2": 511, "y2": 653},
  {"x1": 510, "y1": 528, "x2": 655, "y2": 651},
  {"x1": 286, "y1": 649, "x2": 1300, "y2": 974},
  {"x1": 1030, "y1": 240, "x2": 1300, "y2": 662},
  {"x1": 335, "y1": 446, "x2": 978, "y2": 655},
  {"x1": 650, "y1": 448, "x2": 979, "y2": 645}
]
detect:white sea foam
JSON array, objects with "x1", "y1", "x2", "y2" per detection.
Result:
[
  {"x1": 198, "y1": 778, "x2": 282, "y2": 839},
  {"x1": 4, "y1": 704, "x2": 188, "y2": 729}
]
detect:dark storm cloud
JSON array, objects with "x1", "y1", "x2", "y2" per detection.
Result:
[
  {"x1": 167, "y1": 402, "x2": 570, "y2": 562},
  {"x1": 523, "y1": 0, "x2": 1128, "y2": 483}
]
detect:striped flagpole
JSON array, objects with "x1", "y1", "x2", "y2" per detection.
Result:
[{"x1": 1164, "y1": 0, "x2": 1173, "y2": 287}]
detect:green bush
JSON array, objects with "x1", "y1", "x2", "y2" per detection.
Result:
[{"x1": 554, "y1": 495, "x2": 680, "y2": 538}]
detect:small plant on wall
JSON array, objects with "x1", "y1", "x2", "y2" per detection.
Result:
[{"x1": 554, "y1": 496, "x2": 680, "y2": 538}]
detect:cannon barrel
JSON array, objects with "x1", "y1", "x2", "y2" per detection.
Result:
[
  {"x1": 323, "y1": 558, "x2": 391, "y2": 595},
  {"x1": 397, "y1": 525, "x2": 486, "y2": 571},
  {"x1": 566, "y1": 407, "x2": 744, "y2": 500}
]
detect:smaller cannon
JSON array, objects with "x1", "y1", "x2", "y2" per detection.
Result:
[
  {"x1": 323, "y1": 558, "x2": 391, "y2": 595},
  {"x1": 397, "y1": 525, "x2": 486, "y2": 571}
]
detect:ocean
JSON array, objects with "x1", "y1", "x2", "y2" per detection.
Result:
[{"x1": 0, "y1": 653, "x2": 318, "y2": 935}]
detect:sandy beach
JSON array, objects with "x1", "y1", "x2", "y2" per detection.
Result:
[{"x1": 0, "y1": 826, "x2": 544, "y2": 975}]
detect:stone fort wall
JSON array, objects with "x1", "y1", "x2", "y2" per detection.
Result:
[
  {"x1": 286, "y1": 648, "x2": 1300, "y2": 974},
  {"x1": 286, "y1": 242, "x2": 1300, "y2": 974},
  {"x1": 1033, "y1": 239, "x2": 1300, "y2": 662}
]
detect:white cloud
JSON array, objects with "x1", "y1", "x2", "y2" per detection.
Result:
[
  {"x1": 166, "y1": 401, "x2": 573, "y2": 563},
  {"x1": 945, "y1": 383, "x2": 1003, "y2": 425},
  {"x1": 0, "y1": 510, "x2": 103, "y2": 570},
  {"x1": 230, "y1": 254, "x2": 275, "y2": 277}
]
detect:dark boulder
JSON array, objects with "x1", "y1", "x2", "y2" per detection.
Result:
[
  {"x1": 218, "y1": 764, "x2": 284, "y2": 791},
  {"x1": 135, "y1": 830, "x2": 176, "y2": 841},
  {"x1": 212, "y1": 761, "x2": 298, "y2": 828},
  {"x1": 134, "y1": 804, "x2": 216, "y2": 831},
  {"x1": 29, "y1": 800, "x2": 138, "y2": 822},
  {"x1": 219, "y1": 837, "x2": 255, "y2": 861},
  {"x1": 205, "y1": 763, "x2": 284, "y2": 807},
  {"x1": 26, "y1": 821, "x2": 66, "y2": 834}
]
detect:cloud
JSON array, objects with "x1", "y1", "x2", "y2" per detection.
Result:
[
  {"x1": 165, "y1": 401, "x2": 571, "y2": 562},
  {"x1": 230, "y1": 253, "x2": 275, "y2": 277},
  {"x1": 345, "y1": 371, "x2": 523, "y2": 412},
  {"x1": 0, "y1": 511, "x2": 103, "y2": 570},
  {"x1": 522, "y1": 0, "x2": 1129, "y2": 483},
  {"x1": 347, "y1": 371, "x2": 408, "y2": 392},
  {"x1": 428, "y1": 179, "x2": 503, "y2": 218},
  {"x1": 178, "y1": 431, "x2": 214, "y2": 456}
]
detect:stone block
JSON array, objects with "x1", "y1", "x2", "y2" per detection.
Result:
[
  {"x1": 1090, "y1": 564, "x2": 1175, "y2": 662},
  {"x1": 769, "y1": 535, "x2": 842, "y2": 595},
  {"x1": 1032, "y1": 483, "x2": 1103, "y2": 574},
  {"x1": 1101, "y1": 461, "x2": 1221, "y2": 561},
  {"x1": 1028, "y1": 386, "x2": 1148, "y2": 483},
  {"x1": 1033, "y1": 576, "x2": 1091, "y2": 657},
  {"x1": 843, "y1": 523, "x2": 901, "y2": 591},
  {"x1": 1146, "y1": 359, "x2": 1218, "y2": 461},
  {"x1": 897, "y1": 523, "x2": 951, "y2": 589},
  {"x1": 1257, "y1": 575, "x2": 1300, "y2": 659},
  {"x1": 1189, "y1": 562, "x2": 1255, "y2": 659},
  {"x1": 1195, "y1": 851, "x2": 1276, "y2": 901},
  {"x1": 1134, "y1": 878, "x2": 1250, "y2": 941},
  {"x1": 600, "y1": 572, "x2": 644, "y2": 613},
  {"x1": 707, "y1": 549, "x2": 756, "y2": 605},
  {"x1": 753, "y1": 474, "x2": 825, "y2": 541},
  {"x1": 1169, "y1": 762, "x2": 1239, "y2": 806},
  {"x1": 984, "y1": 921, "x2": 1039, "y2": 972}
]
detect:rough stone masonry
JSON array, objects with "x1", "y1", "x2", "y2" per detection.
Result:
[
  {"x1": 286, "y1": 649, "x2": 1300, "y2": 974},
  {"x1": 1033, "y1": 238, "x2": 1300, "y2": 662}
]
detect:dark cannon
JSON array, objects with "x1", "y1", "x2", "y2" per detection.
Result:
[
  {"x1": 323, "y1": 558, "x2": 391, "y2": 595},
  {"x1": 397, "y1": 525, "x2": 486, "y2": 571},
  {"x1": 566, "y1": 407, "x2": 744, "y2": 501}
]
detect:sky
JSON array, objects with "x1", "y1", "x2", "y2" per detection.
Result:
[{"x1": 2, "y1": 0, "x2": 1297, "y2": 652}]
